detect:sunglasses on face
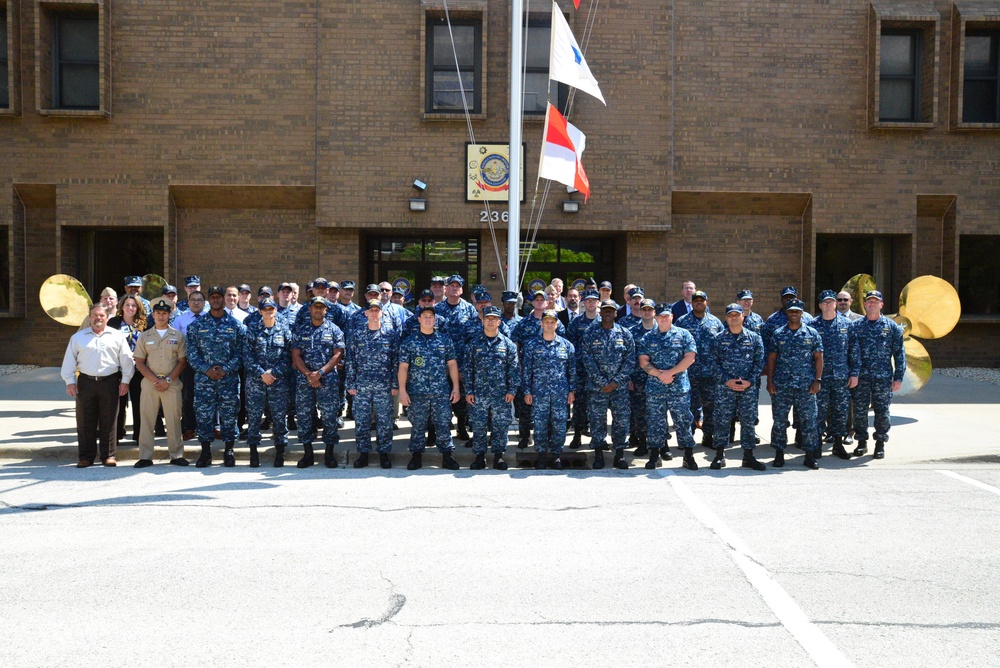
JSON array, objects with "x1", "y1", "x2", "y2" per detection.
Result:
[{"x1": 836, "y1": 298, "x2": 850, "y2": 302}]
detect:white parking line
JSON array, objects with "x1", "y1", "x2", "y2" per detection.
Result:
[
  {"x1": 668, "y1": 475, "x2": 854, "y2": 668},
  {"x1": 937, "y1": 470, "x2": 1000, "y2": 496}
]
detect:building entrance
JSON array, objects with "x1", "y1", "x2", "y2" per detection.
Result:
[
  {"x1": 368, "y1": 236, "x2": 480, "y2": 304},
  {"x1": 520, "y1": 238, "x2": 616, "y2": 294}
]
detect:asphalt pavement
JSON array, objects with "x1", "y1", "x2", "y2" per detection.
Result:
[{"x1": 1, "y1": 368, "x2": 998, "y2": 667}]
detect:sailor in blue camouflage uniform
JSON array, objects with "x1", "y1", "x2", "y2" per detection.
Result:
[
  {"x1": 186, "y1": 285, "x2": 246, "y2": 468},
  {"x1": 711, "y1": 304, "x2": 767, "y2": 471},
  {"x1": 501, "y1": 291, "x2": 523, "y2": 331},
  {"x1": 462, "y1": 305, "x2": 519, "y2": 470},
  {"x1": 627, "y1": 299, "x2": 658, "y2": 455},
  {"x1": 123, "y1": 275, "x2": 152, "y2": 316},
  {"x1": 290, "y1": 296, "x2": 346, "y2": 468},
  {"x1": 511, "y1": 291, "x2": 566, "y2": 448},
  {"x1": 725, "y1": 289, "x2": 766, "y2": 443},
  {"x1": 848, "y1": 290, "x2": 905, "y2": 460},
  {"x1": 346, "y1": 300, "x2": 399, "y2": 469},
  {"x1": 402, "y1": 289, "x2": 448, "y2": 342},
  {"x1": 566, "y1": 289, "x2": 600, "y2": 448},
  {"x1": 398, "y1": 305, "x2": 461, "y2": 470},
  {"x1": 676, "y1": 290, "x2": 725, "y2": 448},
  {"x1": 433, "y1": 276, "x2": 479, "y2": 443},
  {"x1": 293, "y1": 278, "x2": 338, "y2": 331},
  {"x1": 521, "y1": 309, "x2": 576, "y2": 469},
  {"x1": 808, "y1": 290, "x2": 855, "y2": 460},
  {"x1": 175, "y1": 275, "x2": 200, "y2": 313},
  {"x1": 637, "y1": 303, "x2": 699, "y2": 470},
  {"x1": 242, "y1": 297, "x2": 292, "y2": 467},
  {"x1": 766, "y1": 299, "x2": 824, "y2": 469},
  {"x1": 581, "y1": 300, "x2": 635, "y2": 469}
]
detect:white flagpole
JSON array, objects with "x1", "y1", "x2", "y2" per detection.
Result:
[{"x1": 507, "y1": 0, "x2": 524, "y2": 293}]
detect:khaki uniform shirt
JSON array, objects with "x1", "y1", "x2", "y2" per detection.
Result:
[{"x1": 133, "y1": 326, "x2": 186, "y2": 377}]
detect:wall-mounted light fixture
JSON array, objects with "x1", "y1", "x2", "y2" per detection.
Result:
[
  {"x1": 410, "y1": 179, "x2": 428, "y2": 211},
  {"x1": 561, "y1": 199, "x2": 580, "y2": 213}
]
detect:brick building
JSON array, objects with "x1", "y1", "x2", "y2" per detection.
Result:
[{"x1": 1, "y1": 0, "x2": 998, "y2": 366}]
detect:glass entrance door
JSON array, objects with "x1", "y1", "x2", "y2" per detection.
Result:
[{"x1": 369, "y1": 236, "x2": 480, "y2": 307}]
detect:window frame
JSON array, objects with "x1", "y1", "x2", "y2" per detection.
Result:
[
  {"x1": 0, "y1": 0, "x2": 20, "y2": 115},
  {"x1": 52, "y1": 13, "x2": 99, "y2": 110},
  {"x1": 961, "y1": 29, "x2": 999, "y2": 124},
  {"x1": 34, "y1": 0, "x2": 110, "y2": 118},
  {"x1": 867, "y1": 3, "x2": 939, "y2": 130},
  {"x1": 424, "y1": 15, "x2": 483, "y2": 118},
  {"x1": 878, "y1": 28, "x2": 922, "y2": 123}
]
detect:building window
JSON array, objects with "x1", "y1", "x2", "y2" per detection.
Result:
[
  {"x1": 53, "y1": 14, "x2": 99, "y2": 110},
  {"x1": 963, "y1": 30, "x2": 999, "y2": 124},
  {"x1": 523, "y1": 18, "x2": 567, "y2": 116},
  {"x1": 1, "y1": 11, "x2": 9, "y2": 108},
  {"x1": 0, "y1": 226, "x2": 8, "y2": 311},
  {"x1": 879, "y1": 29, "x2": 921, "y2": 122},
  {"x1": 959, "y1": 236, "x2": 1000, "y2": 315},
  {"x1": 425, "y1": 17, "x2": 481, "y2": 115}
]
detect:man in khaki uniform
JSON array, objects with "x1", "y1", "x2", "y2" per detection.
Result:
[{"x1": 132, "y1": 298, "x2": 188, "y2": 467}]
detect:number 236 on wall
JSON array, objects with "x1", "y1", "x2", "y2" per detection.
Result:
[{"x1": 479, "y1": 210, "x2": 510, "y2": 223}]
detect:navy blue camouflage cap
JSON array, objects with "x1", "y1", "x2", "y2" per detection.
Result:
[
  {"x1": 312, "y1": 277, "x2": 330, "y2": 289},
  {"x1": 258, "y1": 285, "x2": 273, "y2": 297},
  {"x1": 865, "y1": 290, "x2": 883, "y2": 301},
  {"x1": 305, "y1": 281, "x2": 314, "y2": 292},
  {"x1": 692, "y1": 290, "x2": 708, "y2": 301},
  {"x1": 258, "y1": 297, "x2": 277, "y2": 310},
  {"x1": 430, "y1": 275, "x2": 446, "y2": 285},
  {"x1": 161, "y1": 284, "x2": 177, "y2": 295},
  {"x1": 471, "y1": 283, "x2": 487, "y2": 296},
  {"x1": 600, "y1": 299, "x2": 618, "y2": 310},
  {"x1": 184, "y1": 275, "x2": 201, "y2": 287},
  {"x1": 340, "y1": 280, "x2": 356, "y2": 290},
  {"x1": 655, "y1": 302, "x2": 674, "y2": 316},
  {"x1": 418, "y1": 288, "x2": 434, "y2": 300},
  {"x1": 366, "y1": 299, "x2": 383, "y2": 311},
  {"x1": 309, "y1": 296, "x2": 328, "y2": 307},
  {"x1": 780, "y1": 286, "x2": 798, "y2": 297},
  {"x1": 365, "y1": 284, "x2": 381, "y2": 294},
  {"x1": 392, "y1": 286, "x2": 406, "y2": 296},
  {"x1": 818, "y1": 289, "x2": 837, "y2": 302},
  {"x1": 785, "y1": 299, "x2": 805, "y2": 311},
  {"x1": 582, "y1": 289, "x2": 600, "y2": 300},
  {"x1": 447, "y1": 274, "x2": 465, "y2": 286},
  {"x1": 725, "y1": 303, "x2": 744, "y2": 315},
  {"x1": 278, "y1": 282, "x2": 293, "y2": 291},
  {"x1": 329, "y1": 282, "x2": 340, "y2": 291},
  {"x1": 151, "y1": 297, "x2": 173, "y2": 312},
  {"x1": 530, "y1": 291, "x2": 547, "y2": 302},
  {"x1": 207, "y1": 285, "x2": 224, "y2": 296},
  {"x1": 502, "y1": 291, "x2": 518, "y2": 303},
  {"x1": 599, "y1": 281, "x2": 613, "y2": 290},
  {"x1": 482, "y1": 305, "x2": 502, "y2": 318},
  {"x1": 640, "y1": 298, "x2": 656, "y2": 310},
  {"x1": 628, "y1": 286, "x2": 645, "y2": 299},
  {"x1": 541, "y1": 309, "x2": 559, "y2": 320},
  {"x1": 416, "y1": 305, "x2": 437, "y2": 316},
  {"x1": 238, "y1": 283, "x2": 251, "y2": 293},
  {"x1": 124, "y1": 275, "x2": 142, "y2": 287},
  {"x1": 737, "y1": 289, "x2": 753, "y2": 300},
  {"x1": 477, "y1": 291, "x2": 492, "y2": 303}
]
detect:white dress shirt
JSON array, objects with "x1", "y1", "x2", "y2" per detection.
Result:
[{"x1": 61, "y1": 327, "x2": 135, "y2": 385}]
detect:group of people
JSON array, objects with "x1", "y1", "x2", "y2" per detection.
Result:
[{"x1": 60, "y1": 273, "x2": 906, "y2": 473}]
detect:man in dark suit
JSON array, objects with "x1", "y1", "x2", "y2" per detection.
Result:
[
  {"x1": 671, "y1": 281, "x2": 697, "y2": 320},
  {"x1": 557, "y1": 287, "x2": 581, "y2": 328}
]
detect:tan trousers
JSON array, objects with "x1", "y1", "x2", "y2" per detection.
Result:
[{"x1": 139, "y1": 377, "x2": 184, "y2": 460}]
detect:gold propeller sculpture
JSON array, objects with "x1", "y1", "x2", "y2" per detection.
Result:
[
  {"x1": 39, "y1": 274, "x2": 93, "y2": 326},
  {"x1": 841, "y1": 274, "x2": 961, "y2": 396},
  {"x1": 141, "y1": 274, "x2": 168, "y2": 303}
]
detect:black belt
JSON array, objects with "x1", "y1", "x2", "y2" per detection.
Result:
[{"x1": 79, "y1": 371, "x2": 122, "y2": 382}]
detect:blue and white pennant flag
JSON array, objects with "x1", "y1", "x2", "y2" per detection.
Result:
[{"x1": 548, "y1": 1, "x2": 606, "y2": 105}]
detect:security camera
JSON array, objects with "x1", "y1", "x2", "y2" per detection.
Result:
[{"x1": 413, "y1": 179, "x2": 427, "y2": 192}]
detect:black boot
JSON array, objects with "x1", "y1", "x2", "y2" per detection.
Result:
[
  {"x1": 853, "y1": 440, "x2": 868, "y2": 457},
  {"x1": 644, "y1": 449, "x2": 660, "y2": 469},
  {"x1": 550, "y1": 455, "x2": 565, "y2": 470},
  {"x1": 223, "y1": 442, "x2": 236, "y2": 468},
  {"x1": 517, "y1": 432, "x2": 531, "y2": 449},
  {"x1": 832, "y1": 436, "x2": 852, "y2": 460},
  {"x1": 353, "y1": 452, "x2": 369, "y2": 468},
  {"x1": 794, "y1": 430, "x2": 803, "y2": 449},
  {"x1": 325, "y1": 445, "x2": 338, "y2": 468},
  {"x1": 456, "y1": 416, "x2": 471, "y2": 442},
  {"x1": 633, "y1": 433, "x2": 649, "y2": 458},
  {"x1": 297, "y1": 444, "x2": 314, "y2": 468},
  {"x1": 569, "y1": 432, "x2": 582, "y2": 449},
  {"x1": 535, "y1": 453, "x2": 548, "y2": 469},
  {"x1": 772, "y1": 448, "x2": 785, "y2": 468},
  {"x1": 470, "y1": 453, "x2": 487, "y2": 470},
  {"x1": 407, "y1": 452, "x2": 422, "y2": 470},
  {"x1": 380, "y1": 453, "x2": 392, "y2": 469},
  {"x1": 613, "y1": 449, "x2": 629, "y2": 469},
  {"x1": 274, "y1": 444, "x2": 285, "y2": 468},
  {"x1": 709, "y1": 447, "x2": 726, "y2": 470},
  {"x1": 249, "y1": 445, "x2": 260, "y2": 468},
  {"x1": 803, "y1": 453, "x2": 819, "y2": 469},
  {"x1": 441, "y1": 453, "x2": 460, "y2": 470},
  {"x1": 741, "y1": 449, "x2": 766, "y2": 471},
  {"x1": 660, "y1": 445, "x2": 673, "y2": 461},
  {"x1": 592, "y1": 449, "x2": 605, "y2": 469},
  {"x1": 702, "y1": 433, "x2": 714, "y2": 449},
  {"x1": 873, "y1": 440, "x2": 885, "y2": 459},
  {"x1": 682, "y1": 447, "x2": 698, "y2": 471},
  {"x1": 195, "y1": 442, "x2": 212, "y2": 468},
  {"x1": 493, "y1": 453, "x2": 508, "y2": 470}
]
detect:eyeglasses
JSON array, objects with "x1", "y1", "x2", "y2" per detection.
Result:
[
  {"x1": 836, "y1": 298, "x2": 850, "y2": 302},
  {"x1": 381, "y1": 289, "x2": 392, "y2": 293}
]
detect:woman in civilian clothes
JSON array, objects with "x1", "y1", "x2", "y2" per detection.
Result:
[{"x1": 108, "y1": 294, "x2": 148, "y2": 441}]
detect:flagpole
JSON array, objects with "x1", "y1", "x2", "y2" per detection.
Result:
[{"x1": 507, "y1": 0, "x2": 524, "y2": 294}]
